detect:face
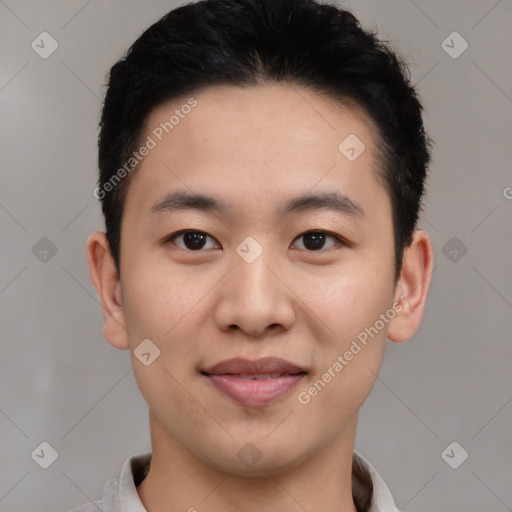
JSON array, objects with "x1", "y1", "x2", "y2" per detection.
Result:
[{"x1": 113, "y1": 84, "x2": 401, "y2": 474}]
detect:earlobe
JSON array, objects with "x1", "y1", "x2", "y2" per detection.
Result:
[
  {"x1": 387, "y1": 230, "x2": 434, "y2": 343},
  {"x1": 86, "y1": 231, "x2": 130, "y2": 350}
]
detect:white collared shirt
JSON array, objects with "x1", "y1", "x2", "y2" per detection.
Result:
[{"x1": 69, "y1": 451, "x2": 399, "y2": 512}]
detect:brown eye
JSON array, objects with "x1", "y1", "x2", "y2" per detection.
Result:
[
  {"x1": 168, "y1": 230, "x2": 219, "y2": 251},
  {"x1": 292, "y1": 231, "x2": 340, "y2": 251}
]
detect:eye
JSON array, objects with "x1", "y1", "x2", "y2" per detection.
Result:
[
  {"x1": 166, "y1": 230, "x2": 220, "y2": 251},
  {"x1": 165, "y1": 229, "x2": 345, "y2": 252},
  {"x1": 291, "y1": 230, "x2": 342, "y2": 251}
]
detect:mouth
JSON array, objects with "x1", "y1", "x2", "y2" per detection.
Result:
[
  {"x1": 212, "y1": 372, "x2": 307, "y2": 380},
  {"x1": 201, "y1": 357, "x2": 308, "y2": 407}
]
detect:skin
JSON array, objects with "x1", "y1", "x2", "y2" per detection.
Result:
[{"x1": 87, "y1": 83, "x2": 433, "y2": 511}]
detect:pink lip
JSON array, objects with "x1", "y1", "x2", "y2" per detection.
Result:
[
  {"x1": 205, "y1": 374, "x2": 306, "y2": 407},
  {"x1": 202, "y1": 357, "x2": 308, "y2": 407},
  {"x1": 203, "y1": 356, "x2": 307, "y2": 376}
]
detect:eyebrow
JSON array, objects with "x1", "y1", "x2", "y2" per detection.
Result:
[{"x1": 150, "y1": 190, "x2": 365, "y2": 219}]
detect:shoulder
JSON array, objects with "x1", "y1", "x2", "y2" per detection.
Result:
[
  {"x1": 66, "y1": 452, "x2": 150, "y2": 512},
  {"x1": 66, "y1": 476, "x2": 117, "y2": 512}
]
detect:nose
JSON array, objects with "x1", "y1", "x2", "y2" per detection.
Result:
[{"x1": 213, "y1": 248, "x2": 296, "y2": 337}]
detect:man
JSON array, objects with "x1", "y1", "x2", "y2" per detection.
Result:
[{"x1": 79, "y1": 0, "x2": 434, "y2": 510}]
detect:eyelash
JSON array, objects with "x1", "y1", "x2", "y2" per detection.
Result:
[{"x1": 164, "y1": 229, "x2": 347, "y2": 252}]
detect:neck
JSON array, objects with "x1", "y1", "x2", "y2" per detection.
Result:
[{"x1": 137, "y1": 411, "x2": 359, "y2": 512}]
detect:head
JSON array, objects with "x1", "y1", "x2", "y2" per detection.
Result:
[{"x1": 87, "y1": 0, "x2": 433, "y2": 509}]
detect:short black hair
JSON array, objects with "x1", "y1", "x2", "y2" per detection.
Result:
[{"x1": 97, "y1": 0, "x2": 432, "y2": 281}]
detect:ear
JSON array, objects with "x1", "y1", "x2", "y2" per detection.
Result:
[
  {"x1": 86, "y1": 231, "x2": 129, "y2": 349},
  {"x1": 387, "y1": 229, "x2": 434, "y2": 343}
]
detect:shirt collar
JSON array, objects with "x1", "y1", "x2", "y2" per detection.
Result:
[
  {"x1": 354, "y1": 452, "x2": 400, "y2": 512},
  {"x1": 100, "y1": 451, "x2": 399, "y2": 512}
]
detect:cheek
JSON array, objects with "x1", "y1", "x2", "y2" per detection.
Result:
[
  {"x1": 296, "y1": 276, "x2": 391, "y2": 420},
  {"x1": 296, "y1": 261, "x2": 394, "y2": 408},
  {"x1": 131, "y1": 356, "x2": 222, "y2": 457},
  {"x1": 299, "y1": 349, "x2": 384, "y2": 435},
  {"x1": 122, "y1": 268, "x2": 206, "y2": 421},
  {"x1": 121, "y1": 258, "x2": 207, "y2": 341},
  {"x1": 121, "y1": 260, "x2": 211, "y2": 390},
  {"x1": 299, "y1": 263, "x2": 395, "y2": 343}
]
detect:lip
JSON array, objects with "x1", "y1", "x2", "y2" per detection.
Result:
[
  {"x1": 203, "y1": 357, "x2": 307, "y2": 376},
  {"x1": 202, "y1": 357, "x2": 308, "y2": 407}
]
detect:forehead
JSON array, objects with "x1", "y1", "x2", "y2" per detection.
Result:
[
  {"x1": 144, "y1": 83, "x2": 378, "y2": 158},
  {"x1": 125, "y1": 83, "x2": 386, "y2": 217}
]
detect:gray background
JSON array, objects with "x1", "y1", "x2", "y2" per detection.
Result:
[{"x1": 1, "y1": 1, "x2": 511, "y2": 511}]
